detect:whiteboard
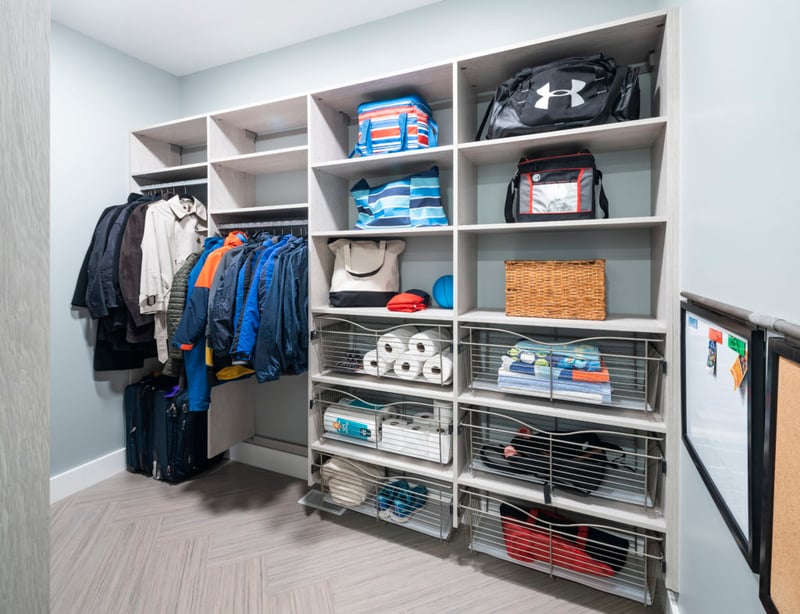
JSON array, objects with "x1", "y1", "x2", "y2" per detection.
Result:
[{"x1": 681, "y1": 302, "x2": 764, "y2": 569}]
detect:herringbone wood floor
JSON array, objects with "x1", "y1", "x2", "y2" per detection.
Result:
[{"x1": 51, "y1": 460, "x2": 661, "y2": 613}]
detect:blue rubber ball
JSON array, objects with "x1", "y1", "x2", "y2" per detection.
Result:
[{"x1": 432, "y1": 275, "x2": 454, "y2": 309}]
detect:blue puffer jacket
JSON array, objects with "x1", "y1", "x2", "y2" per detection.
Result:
[{"x1": 174, "y1": 236, "x2": 223, "y2": 411}]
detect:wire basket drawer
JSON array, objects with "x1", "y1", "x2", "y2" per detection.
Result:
[
  {"x1": 462, "y1": 490, "x2": 663, "y2": 606},
  {"x1": 463, "y1": 407, "x2": 663, "y2": 509},
  {"x1": 317, "y1": 454, "x2": 453, "y2": 539},
  {"x1": 313, "y1": 316, "x2": 455, "y2": 386},
  {"x1": 313, "y1": 386, "x2": 454, "y2": 464},
  {"x1": 463, "y1": 325, "x2": 664, "y2": 412}
]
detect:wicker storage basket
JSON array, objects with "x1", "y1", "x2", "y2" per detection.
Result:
[{"x1": 505, "y1": 260, "x2": 606, "y2": 320}]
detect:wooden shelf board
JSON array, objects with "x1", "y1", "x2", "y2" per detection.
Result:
[
  {"x1": 132, "y1": 162, "x2": 208, "y2": 183},
  {"x1": 132, "y1": 116, "x2": 208, "y2": 148},
  {"x1": 458, "y1": 216, "x2": 667, "y2": 234},
  {"x1": 458, "y1": 118, "x2": 667, "y2": 165},
  {"x1": 312, "y1": 146, "x2": 454, "y2": 179},
  {"x1": 457, "y1": 310, "x2": 667, "y2": 334},
  {"x1": 211, "y1": 146, "x2": 308, "y2": 174}
]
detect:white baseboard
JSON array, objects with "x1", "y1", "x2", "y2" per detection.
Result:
[
  {"x1": 228, "y1": 440, "x2": 307, "y2": 480},
  {"x1": 667, "y1": 590, "x2": 681, "y2": 614},
  {"x1": 50, "y1": 448, "x2": 127, "y2": 504}
]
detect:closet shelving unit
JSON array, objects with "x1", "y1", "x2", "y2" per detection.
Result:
[
  {"x1": 303, "y1": 8, "x2": 678, "y2": 605},
  {"x1": 127, "y1": 8, "x2": 678, "y2": 606}
]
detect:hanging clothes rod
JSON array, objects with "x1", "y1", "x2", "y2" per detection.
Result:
[
  {"x1": 140, "y1": 177, "x2": 208, "y2": 192},
  {"x1": 216, "y1": 219, "x2": 308, "y2": 235},
  {"x1": 681, "y1": 291, "x2": 800, "y2": 341}
]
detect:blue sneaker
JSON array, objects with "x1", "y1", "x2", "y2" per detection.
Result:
[
  {"x1": 390, "y1": 483, "x2": 428, "y2": 523},
  {"x1": 376, "y1": 479, "x2": 409, "y2": 518}
]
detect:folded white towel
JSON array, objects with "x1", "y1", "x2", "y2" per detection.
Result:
[
  {"x1": 422, "y1": 350, "x2": 453, "y2": 385},
  {"x1": 392, "y1": 352, "x2": 424, "y2": 380},
  {"x1": 377, "y1": 325, "x2": 418, "y2": 361},
  {"x1": 321, "y1": 457, "x2": 383, "y2": 508},
  {"x1": 408, "y1": 327, "x2": 452, "y2": 358}
]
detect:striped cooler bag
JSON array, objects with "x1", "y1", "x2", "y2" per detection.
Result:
[
  {"x1": 349, "y1": 95, "x2": 438, "y2": 157},
  {"x1": 351, "y1": 166, "x2": 448, "y2": 229}
]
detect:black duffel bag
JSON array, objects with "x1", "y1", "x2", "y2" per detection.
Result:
[
  {"x1": 476, "y1": 54, "x2": 640, "y2": 140},
  {"x1": 479, "y1": 427, "x2": 626, "y2": 495}
]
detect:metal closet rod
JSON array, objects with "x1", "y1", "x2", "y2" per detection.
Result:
[
  {"x1": 216, "y1": 219, "x2": 308, "y2": 231},
  {"x1": 140, "y1": 178, "x2": 208, "y2": 192},
  {"x1": 681, "y1": 291, "x2": 800, "y2": 341}
]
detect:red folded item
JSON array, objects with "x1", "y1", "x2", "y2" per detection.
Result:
[{"x1": 387, "y1": 289, "x2": 430, "y2": 312}]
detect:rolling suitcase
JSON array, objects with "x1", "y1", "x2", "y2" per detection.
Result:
[
  {"x1": 124, "y1": 375, "x2": 177, "y2": 476},
  {"x1": 152, "y1": 389, "x2": 223, "y2": 483}
]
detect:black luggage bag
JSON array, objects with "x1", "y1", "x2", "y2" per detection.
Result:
[
  {"x1": 124, "y1": 376, "x2": 222, "y2": 483},
  {"x1": 152, "y1": 389, "x2": 223, "y2": 483}
]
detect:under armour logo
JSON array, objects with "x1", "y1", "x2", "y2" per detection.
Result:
[{"x1": 534, "y1": 79, "x2": 586, "y2": 110}]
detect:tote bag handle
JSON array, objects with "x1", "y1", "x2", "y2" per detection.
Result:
[{"x1": 343, "y1": 240, "x2": 387, "y2": 278}]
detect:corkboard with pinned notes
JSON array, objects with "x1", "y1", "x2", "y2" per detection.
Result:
[{"x1": 760, "y1": 339, "x2": 800, "y2": 614}]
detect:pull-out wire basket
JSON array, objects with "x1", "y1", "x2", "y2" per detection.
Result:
[
  {"x1": 462, "y1": 490, "x2": 663, "y2": 605},
  {"x1": 463, "y1": 407, "x2": 664, "y2": 509},
  {"x1": 462, "y1": 325, "x2": 664, "y2": 412},
  {"x1": 316, "y1": 454, "x2": 453, "y2": 539},
  {"x1": 313, "y1": 316, "x2": 455, "y2": 387},
  {"x1": 313, "y1": 386, "x2": 454, "y2": 464}
]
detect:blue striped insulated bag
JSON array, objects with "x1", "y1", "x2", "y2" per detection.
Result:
[
  {"x1": 349, "y1": 95, "x2": 438, "y2": 157},
  {"x1": 351, "y1": 166, "x2": 448, "y2": 229}
]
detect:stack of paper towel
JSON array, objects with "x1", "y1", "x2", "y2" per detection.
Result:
[
  {"x1": 378, "y1": 406, "x2": 453, "y2": 463},
  {"x1": 362, "y1": 327, "x2": 454, "y2": 385}
]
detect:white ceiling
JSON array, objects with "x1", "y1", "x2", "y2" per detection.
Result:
[{"x1": 51, "y1": 0, "x2": 444, "y2": 76}]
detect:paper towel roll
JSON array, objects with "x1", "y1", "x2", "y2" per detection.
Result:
[
  {"x1": 423, "y1": 351, "x2": 453, "y2": 385},
  {"x1": 377, "y1": 326, "x2": 418, "y2": 361},
  {"x1": 392, "y1": 352, "x2": 424, "y2": 380},
  {"x1": 405, "y1": 423, "x2": 453, "y2": 463},
  {"x1": 433, "y1": 401, "x2": 453, "y2": 425},
  {"x1": 378, "y1": 418, "x2": 412, "y2": 454},
  {"x1": 412, "y1": 412, "x2": 435, "y2": 426},
  {"x1": 324, "y1": 407, "x2": 382, "y2": 443},
  {"x1": 362, "y1": 349, "x2": 394, "y2": 377},
  {"x1": 408, "y1": 328, "x2": 453, "y2": 358}
]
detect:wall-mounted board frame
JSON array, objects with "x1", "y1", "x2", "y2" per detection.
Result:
[
  {"x1": 680, "y1": 301, "x2": 765, "y2": 571},
  {"x1": 760, "y1": 337, "x2": 800, "y2": 613}
]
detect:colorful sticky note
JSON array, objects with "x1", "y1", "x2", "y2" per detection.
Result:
[
  {"x1": 728, "y1": 335, "x2": 746, "y2": 356},
  {"x1": 730, "y1": 354, "x2": 747, "y2": 391},
  {"x1": 708, "y1": 328, "x2": 723, "y2": 344},
  {"x1": 688, "y1": 316, "x2": 698, "y2": 329}
]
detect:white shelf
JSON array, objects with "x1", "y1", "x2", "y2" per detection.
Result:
[
  {"x1": 459, "y1": 472, "x2": 666, "y2": 533},
  {"x1": 457, "y1": 216, "x2": 667, "y2": 234},
  {"x1": 457, "y1": 389, "x2": 666, "y2": 433},
  {"x1": 457, "y1": 310, "x2": 667, "y2": 334},
  {"x1": 311, "y1": 372, "x2": 455, "y2": 402},
  {"x1": 311, "y1": 439, "x2": 453, "y2": 482},
  {"x1": 210, "y1": 95, "x2": 307, "y2": 135},
  {"x1": 132, "y1": 162, "x2": 208, "y2": 184},
  {"x1": 312, "y1": 226, "x2": 453, "y2": 239},
  {"x1": 132, "y1": 115, "x2": 208, "y2": 148},
  {"x1": 211, "y1": 146, "x2": 308, "y2": 174},
  {"x1": 209, "y1": 203, "x2": 308, "y2": 217},
  {"x1": 459, "y1": 118, "x2": 667, "y2": 165},
  {"x1": 312, "y1": 306, "x2": 454, "y2": 320},
  {"x1": 312, "y1": 145, "x2": 454, "y2": 179}
]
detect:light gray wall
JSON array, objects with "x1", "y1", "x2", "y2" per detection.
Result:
[
  {"x1": 663, "y1": 0, "x2": 799, "y2": 612},
  {"x1": 1, "y1": 0, "x2": 50, "y2": 610},
  {"x1": 50, "y1": 23, "x2": 181, "y2": 475},
  {"x1": 180, "y1": 0, "x2": 657, "y2": 115}
]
